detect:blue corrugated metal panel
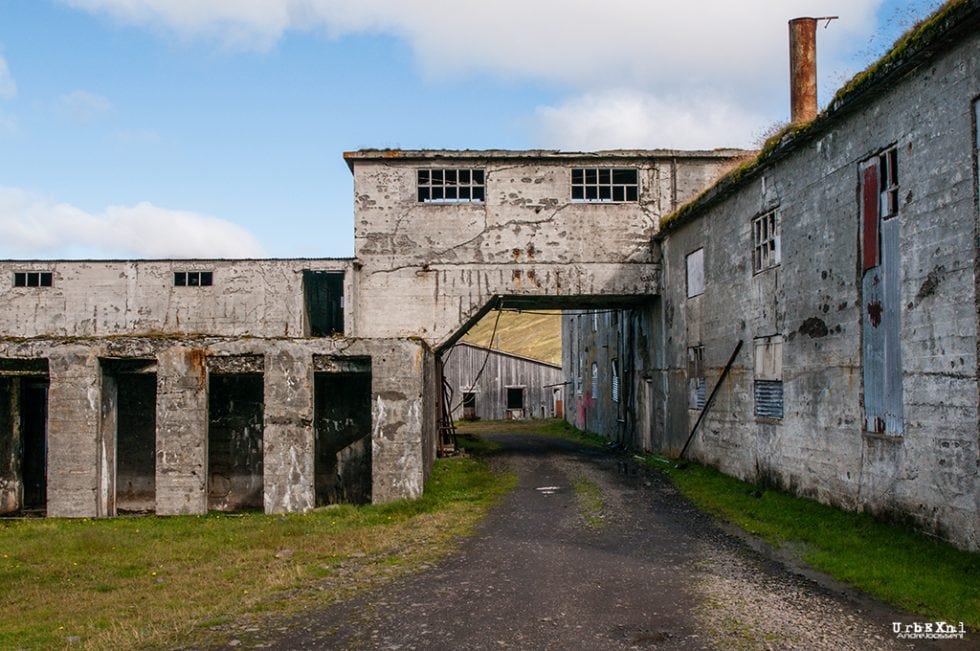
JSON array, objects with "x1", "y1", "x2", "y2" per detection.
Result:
[
  {"x1": 754, "y1": 380, "x2": 783, "y2": 419},
  {"x1": 881, "y1": 217, "x2": 903, "y2": 433},
  {"x1": 862, "y1": 268, "x2": 885, "y2": 431}
]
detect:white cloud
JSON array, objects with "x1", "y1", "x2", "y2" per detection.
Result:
[
  {"x1": 532, "y1": 89, "x2": 770, "y2": 151},
  {"x1": 0, "y1": 187, "x2": 264, "y2": 258},
  {"x1": 0, "y1": 57, "x2": 16, "y2": 99},
  {"x1": 59, "y1": 90, "x2": 112, "y2": 121}
]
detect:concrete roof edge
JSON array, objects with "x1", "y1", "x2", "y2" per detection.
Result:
[{"x1": 343, "y1": 148, "x2": 755, "y2": 170}]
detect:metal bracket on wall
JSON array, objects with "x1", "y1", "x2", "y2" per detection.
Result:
[{"x1": 677, "y1": 339, "x2": 744, "y2": 464}]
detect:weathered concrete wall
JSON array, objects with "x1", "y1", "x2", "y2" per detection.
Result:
[
  {"x1": 0, "y1": 335, "x2": 428, "y2": 515},
  {"x1": 443, "y1": 343, "x2": 563, "y2": 420},
  {"x1": 0, "y1": 259, "x2": 353, "y2": 338},
  {"x1": 659, "y1": 24, "x2": 980, "y2": 549},
  {"x1": 562, "y1": 306, "x2": 657, "y2": 450},
  {"x1": 347, "y1": 151, "x2": 748, "y2": 346}
]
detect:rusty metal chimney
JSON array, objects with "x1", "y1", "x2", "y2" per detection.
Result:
[
  {"x1": 788, "y1": 16, "x2": 837, "y2": 124},
  {"x1": 789, "y1": 17, "x2": 818, "y2": 124}
]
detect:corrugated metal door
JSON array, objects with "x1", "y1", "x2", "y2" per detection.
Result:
[{"x1": 861, "y1": 154, "x2": 903, "y2": 434}]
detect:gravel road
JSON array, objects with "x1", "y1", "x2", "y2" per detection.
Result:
[{"x1": 236, "y1": 431, "x2": 965, "y2": 650}]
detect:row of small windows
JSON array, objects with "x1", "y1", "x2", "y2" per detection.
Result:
[
  {"x1": 174, "y1": 271, "x2": 213, "y2": 287},
  {"x1": 14, "y1": 271, "x2": 53, "y2": 287},
  {"x1": 416, "y1": 168, "x2": 640, "y2": 204},
  {"x1": 12, "y1": 271, "x2": 214, "y2": 289}
]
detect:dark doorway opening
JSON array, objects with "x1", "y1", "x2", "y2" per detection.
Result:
[
  {"x1": 506, "y1": 386, "x2": 525, "y2": 419},
  {"x1": 304, "y1": 270, "x2": 345, "y2": 336},
  {"x1": 462, "y1": 392, "x2": 477, "y2": 420},
  {"x1": 208, "y1": 374, "x2": 264, "y2": 512},
  {"x1": 20, "y1": 380, "x2": 48, "y2": 512},
  {"x1": 1, "y1": 359, "x2": 49, "y2": 515},
  {"x1": 115, "y1": 371, "x2": 157, "y2": 513},
  {"x1": 101, "y1": 359, "x2": 157, "y2": 515},
  {"x1": 314, "y1": 360, "x2": 371, "y2": 505}
]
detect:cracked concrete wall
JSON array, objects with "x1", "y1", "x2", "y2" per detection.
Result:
[
  {"x1": 0, "y1": 335, "x2": 429, "y2": 515},
  {"x1": 0, "y1": 259, "x2": 353, "y2": 338},
  {"x1": 348, "y1": 152, "x2": 748, "y2": 345},
  {"x1": 660, "y1": 27, "x2": 979, "y2": 549}
]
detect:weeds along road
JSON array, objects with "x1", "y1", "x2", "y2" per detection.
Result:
[{"x1": 254, "y1": 430, "x2": 935, "y2": 650}]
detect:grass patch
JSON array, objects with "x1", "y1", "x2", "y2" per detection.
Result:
[
  {"x1": 0, "y1": 456, "x2": 515, "y2": 650},
  {"x1": 571, "y1": 476, "x2": 605, "y2": 530},
  {"x1": 456, "y1": 418, "x2": 605, "y2": 448},
  {"x1": 652, "y1": 460, "x2": 980, "y2": 630}
]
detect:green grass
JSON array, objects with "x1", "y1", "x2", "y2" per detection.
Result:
[
  {"x1": 0, "y1": 456, "x2": 515, "y2": 650},
  {"x1": 457, "y1": 418, "x2": 605, "y2": 448},
  {"x1": 571, "y1": 476, "x2": 605, "y2": 530},
  {"x1": 654, "y1": 461, "x2": 980, "y2": 630},
  {"x1": 460, "y1": 309, "x2": 562, "y2": 364}
]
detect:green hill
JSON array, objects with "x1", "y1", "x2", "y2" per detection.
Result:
[{"x1": 460, "y1": 310, "x2": 563, "y2": 365}]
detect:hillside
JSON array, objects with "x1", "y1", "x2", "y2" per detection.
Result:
[{"x1": 459, "y1": 310, "x2": 563, "y2": 365}]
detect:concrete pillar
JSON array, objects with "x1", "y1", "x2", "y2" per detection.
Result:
[
  {"x1": 371, "y1": 341, "x2": 427, "y2": 503},
  {"x1": 46, "y1": 348, "x2": 100, "y2": 517},
  {"x1": 263, "y1": 344, "x2": 314, "y2": 513},
  {"x1": 155, "y1": 347, "x2": 208, "y2": 515}
]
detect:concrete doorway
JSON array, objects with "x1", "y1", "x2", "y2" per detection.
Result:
[
  {"x1": 208, "y1": 373, "x2": 264, "y2": 512},
  {"x1": 0, "y1": 359, "x2": 49, "y2": 515},
  {"x1": 314, "y1": 357, "x2": 372, "y2": 506},
  {"x1": 101, "y1": 359, "x2": 157, "y2": 515}
]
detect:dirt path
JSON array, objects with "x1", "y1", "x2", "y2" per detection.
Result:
[{"x1": 236, "y1": 431, "x2": 945, "y2": 650}]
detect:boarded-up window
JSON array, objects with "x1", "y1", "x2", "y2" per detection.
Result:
[
  {"x1": 687, "y1": 346, "x2": 705, "y2": 409},
  {"x1": 686, "y1": 248, "x2": 704, "y2": 298},
  {"x1": 304, "y1": 270, "x2": 344, "y2": 336},
  {"x1": 860, "y1": 150, "x2": 903, "y2": 434},
  {"x1": 754, "y1": 336, "x2": 783, "y2": 419}
]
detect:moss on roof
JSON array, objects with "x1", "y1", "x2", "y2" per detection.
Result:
[{"x1": 658, "y1": 0, "x2": 977, "y2": 235}]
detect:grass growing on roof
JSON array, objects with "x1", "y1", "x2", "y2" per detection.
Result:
[{"x1": 0, "y1": 455, "x2": 515, "y2": 650}]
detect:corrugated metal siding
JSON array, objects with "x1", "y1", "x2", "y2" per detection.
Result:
[
  {"x1": 443, "y1": 344, "x2": 563, "y2": 420},
  {"x1": 754, "y1": 380, "x2": 784, "y2": 419}
]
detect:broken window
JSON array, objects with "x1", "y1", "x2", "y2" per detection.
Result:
[
  {"x1": 571, "y1": 168, "x2": 638, "y2": 202},
  {"x1": 861, "y1": 148, "x2": 903, "y2": 434},
  {"x1": 13, "y1": 271, "x2": 52, "y2": 287},
  {"x1": 417, "y1": 168, "x2": 485, "y2": 203},
  {"x1": 611, "y1": 359, "x2": 620, "y2": 403},
  {"x1": 173, "y1": 271, "x2": 213, "y2": 287},
  {"x1": 687, "y1": 346, "x2": 705, "y2": 409},
  {"x1": 753, "y1": 336, "x2": 783, "y2": 419},
  {"x1": 686, "y1": 248, "x2": 705, "y2": 298},
  {"x1": 752, "y1": 210, "x2": 781, "y2": 274},
  {"x1": 304, "y1": 270, "x2": 344, "y2": 336}
]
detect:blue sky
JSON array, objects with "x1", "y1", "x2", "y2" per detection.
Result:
[{"x1": 0, "y1": 0, "x2": 945, "y2": 259}]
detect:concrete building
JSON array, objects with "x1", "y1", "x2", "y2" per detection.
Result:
[
  {"x1": 442, "y1": 343, "x2": 563, "y2": 421},
  {"x1": 0, "y1": 150, "x2": 746, "y2": 519},
  {"x1": 565, "y1": 1, "x2": 980, "y2": 550}
]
